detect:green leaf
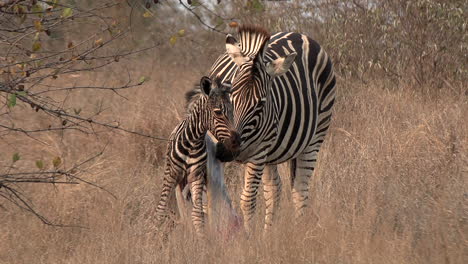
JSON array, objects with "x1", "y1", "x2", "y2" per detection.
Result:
[
  {"x1": 169, "y1": 35, "x2": 177, "y2": 46},
  {"x1": 31, "y1": 4, "x2": 43, "y2": 14},
  {"x1": 61, "y1": 8, "x2": 73, "y2": 18},
  {"x1": 215, "y1": 17, "x2": 224, "y2": 28},
  {"x1": 252, "y1": 0, "x2": 264, "y2": 11},
  {"x1": 16, "y1": 91, "x2": 27, "y2": 96},
  {"x1": 190, "y1": 0, "x2": 201, "y2": 6},
  {"x1": 32, "y1": 41, "x2": 41, "y2": 52},
  {"x1": 36, "y1": 160, "x2": 44, "y2": 169},
  {"x1": 7, "y1": 94, "x2": 16, "y2": 108},
  {"x1": 52, "y1": 0, "x2": 59, "y2": 9},
  {"x1": 143, "y1": 10, "x2": 153, "y2": 18},
  {"x1": 94, "y1": 38, "x2": 103, "y2": 47},
  {"x1": 13, "y1": 4, "x2": 21, "y2": 14},
  {"x1": 138, "y1": 76, "x2": 148, "y2": 85},
  {"x1": 34, "y1": 20, "x2": 43, "y2": 31},
  {"x1": 12, "y1": 153, "x2": 20, "y2": 163},
  {"x1": 177, "y1": 29, "x2": 185, "y2": 37},
  {"x1": 52, "y1": 157, "x2": 61, "y2": 168}
]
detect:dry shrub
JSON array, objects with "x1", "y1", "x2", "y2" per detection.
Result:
[
  {"x1": 230, "y1": 0, "x2": 467, "y2": 91},
  {"x1": 319, "y1": 0, "x2": 467, "y2": 90}
]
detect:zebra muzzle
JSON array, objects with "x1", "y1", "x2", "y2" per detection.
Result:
[
  {"x1": 215, "y1": 142, "x2": 240, "y2": 162},
  {"x1": 215, "y1": 131, "x2": 241, "y2": 162}
]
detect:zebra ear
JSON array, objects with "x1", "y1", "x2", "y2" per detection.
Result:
[
  {"x1": 200, "y1": 76, "x2": 212, "y2": 96},
  {"x1": 265, "y1": 52, "x2": 297, "y2": 77},
  {"x1": 226, "y1": 34, "x2": 248, "y2": 66}
]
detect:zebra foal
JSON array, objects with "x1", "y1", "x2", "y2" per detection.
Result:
[
  {"x1": 211, "y1": 25, "x2": 336, "y2": 232},
  {"x1": 155, "y1": 76, "x2": 240, "y2": 235}
]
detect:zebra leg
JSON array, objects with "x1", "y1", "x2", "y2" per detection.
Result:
[
  {"x1": 290, "y1": 148, "x2": 318, "y2": 219},
  {"x1": 189, "y1": 174, "x2": 205, "y2": 236},
  {"x1": 291, "y1": 109, "x2": 334, "y2": 220},
  {"x1": 156, "y1": 168, "x2": 179, "y2": 226},
  {"x1": 262, "y1": 164, "x2": 282, "y2": 231},
  {"x1": 240, "y1": 162, "x2": 265, "y2": 233}
]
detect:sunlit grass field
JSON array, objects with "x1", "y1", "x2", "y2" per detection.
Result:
[{"x1": 1, "y1": 55, "x2": 465, "y2": 263}]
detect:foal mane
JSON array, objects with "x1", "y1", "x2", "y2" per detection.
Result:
[{"x1": 185, "y1": 85, "x2": 203, "y2": 111}]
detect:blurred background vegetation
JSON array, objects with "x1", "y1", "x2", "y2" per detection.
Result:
[{"x1": 1, "y1": 0, "x2": 466, "y2": 263}]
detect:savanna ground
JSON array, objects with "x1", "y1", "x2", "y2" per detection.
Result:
[{"x1": 1, "y1": 1, "x2": 467, "y2": 263}]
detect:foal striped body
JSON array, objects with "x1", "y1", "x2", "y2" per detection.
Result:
[
  {"x1": 155, "y1": 77, "x2": 238, "y2": 234},
  {"x1": 210, "y1": 26, "x2": 336, "y2": 231}
]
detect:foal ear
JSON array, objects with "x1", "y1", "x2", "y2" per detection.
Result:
[
  {"x1": 200, "y1": 76, "x2": 212, "y2": 96},
  {"x1": 226, "y1": 34, "x2": 248, "y2": 66}
]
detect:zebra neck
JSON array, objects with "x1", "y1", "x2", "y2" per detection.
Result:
[{"x1": 183, "y1": 104, "x2": 209, "y2": 147}]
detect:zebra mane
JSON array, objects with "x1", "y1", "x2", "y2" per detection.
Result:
[
  {"x1": 237, "y1": 24, "x2": 271, "y2": 57},
  {"x1": 185, "y1": 86, "x2": 204, "y2": 111}
]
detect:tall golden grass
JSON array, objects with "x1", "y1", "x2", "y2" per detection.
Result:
[{"x1": 1, "y1": 59, "x2": 465, "y2": 263}]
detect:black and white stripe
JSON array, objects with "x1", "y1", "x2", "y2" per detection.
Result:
[
  {"x1": 209, "y1": 25, "x2": 336, "y2": 231},
  {"x1": 155, "y1": 77, "x2": 238, "y2": 235}
]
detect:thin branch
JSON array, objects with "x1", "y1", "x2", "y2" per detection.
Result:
[
  {"x1": 178, "y1": 0, "x2": 227, "y2": 35},
  {"x1": 0, "y1": 185, "x2": 87, "y2": 228},
  {"x1": 0, "y1": 0, "x2": 172, "y2": 227}
]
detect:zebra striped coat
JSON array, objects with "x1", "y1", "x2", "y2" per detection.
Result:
[
  {"x1": 155, "y1": 77, "x2": 239, "y2": 235},
  {"x1": 209, "y1": 25, "x2": 336, "y2": 231}
]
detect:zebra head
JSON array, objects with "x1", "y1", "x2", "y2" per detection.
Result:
[
  {"x1": 199, "y1": 76, "x2": 241, "y2": 162},
  {"x1": 222, "y1": 30, "x2": 297, "y2": 156}
]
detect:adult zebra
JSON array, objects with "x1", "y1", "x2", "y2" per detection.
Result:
[
  {"x1": 155, "y1": 76, "x2": 241, "y2": 235},
  {"x1": 210, "y1": 25, "x2": 336, "y2": 231}
]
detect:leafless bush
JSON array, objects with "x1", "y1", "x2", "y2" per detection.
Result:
[
  {"x1": 0, "y1": 0, "x2": 159, "y2": 224},
  {"x1": 318, "y1": 0, "x2": 467, "y2": 90},
  {"x1": 221, "y1": 0, "x2": 467, "y2": 91}
]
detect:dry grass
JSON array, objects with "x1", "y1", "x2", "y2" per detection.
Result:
[
  {"x1": 1, "y1": 60, "x2": 466, "y2": 263},
  {"x1": 2, "y1": 0, "x2": 467, "y2": 262}
]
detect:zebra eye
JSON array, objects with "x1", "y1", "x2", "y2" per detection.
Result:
[{"x1": 213, "y1": 108, "x2": 223, "y2": 116}]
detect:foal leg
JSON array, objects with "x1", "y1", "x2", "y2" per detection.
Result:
[
  {"x1": 156, "y1": 167, "x2": 180, "y2": 226},
  {"x1": 189, "y1": 173, "x2": 205, "y2": 236}
]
